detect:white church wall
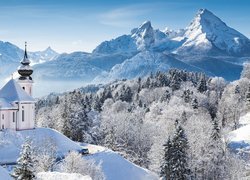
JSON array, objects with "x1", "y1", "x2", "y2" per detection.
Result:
[
  {"x1": 17, "y1": 103, "x2": 35, "y2": 130},
  {"x1": 0, "y1": 110, "x2": 17, "y2": 130}
]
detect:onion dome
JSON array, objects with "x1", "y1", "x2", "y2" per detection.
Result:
[{"x1": 18, "y1": 42, "x2": 33, "y2": 80}]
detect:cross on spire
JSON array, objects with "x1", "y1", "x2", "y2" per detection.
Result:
[{"x1": 24, "y1": 41, "x2": 28, "y2": 59}]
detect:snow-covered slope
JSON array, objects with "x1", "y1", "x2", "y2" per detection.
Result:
[
  {"x1": 96, "y1": 51, "x2": 209, "y2": 82},
  {"x1": 37, "y1": 172, "x2": 92, "y2": 180},
  {"x1": 176, "y1": 9, "x2": 250, "y2": 56},
  {"x1": 0, "y1": 166, "x2": 11, "y2": 180},
  {"x1": 29, "y1": 47, "x2": 59, "y2": 65},
  {"x1": 83, "y1": 144, "x2": 158, "y2": 180},
  {"x1": 227, "y1": 113, "x2": 250, "y2": 157},
  {"x1": 0, "y1": 128, "x2": 81, "y2": 163},
  {"x1": 0, "y1": 128, "x2": 157, "y2": 180}
]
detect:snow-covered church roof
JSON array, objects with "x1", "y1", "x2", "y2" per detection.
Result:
[{"x1": 0, "y1": 79, "x2": 35, "y2": 104}]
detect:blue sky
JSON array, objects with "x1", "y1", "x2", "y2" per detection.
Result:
[{"x1": 0, "y1": 0, "x2": 249, "y2": 53}]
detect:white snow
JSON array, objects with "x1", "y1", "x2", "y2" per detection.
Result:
[
  {"x1": 177, "y1": 8, "x2": 250, "y2": 55},
  {"x1": 0, "y1": 128, "x2": 158, "y2": 180},
  {"x1": 0, "y1": 128, "x2": 82, "y2": 163},
  {"x1": 0, "y1": 166, "x2": 11, "y2": 180},
  {"x1": 227, "y1": 112, "x2": 250, "y2": 158},
  {"x1": 228, "y1": 113, "x2": 250, "y2": 143},
  {"x1": 83, "y1": 144, "x2": 158, "y2": 180},
  {"x1": 37, "y1": 172, "x2": 92, "y2": 180}
]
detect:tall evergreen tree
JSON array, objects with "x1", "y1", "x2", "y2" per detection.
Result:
[
  {"x1": 197, "y1": 75, "x2": 207, "y2": 93},
  {"x1": 171, "y1": 123, "x2": 189, "y2": 179},
  {"x1": 161, "y1": 121, "x2": 190, "y2": 180},
  {"x1": 160, "y1": 137, "x2": 173, "y2": 180},
  {"x1": 12, "y1": 140, "x2": 35, "y2": 180}
]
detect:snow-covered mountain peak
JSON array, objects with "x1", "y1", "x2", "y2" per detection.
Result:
[
  {"x1": 177, "y1": 8, "x2": 250, "y2": 56},
  {"x1": 132, "y1": 20, "x2": 155, "y2": 50}
]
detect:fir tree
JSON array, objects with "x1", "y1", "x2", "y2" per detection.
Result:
[
  {"x1": 161, "y1": 121, "x2": 190, "y2": 180},
  {"x1": 160, "y1": 137, "x2": 172, "y2": 180},
  {"x1": 197, "y1": 75, "x2": 207, "y2": 93},
  {"x1": 171, "y1": 123, "x2": 190, "y2": 180},
  {"x1": 207, "y1": 118, "x2": 225, "y2": 180},
  {"x1": 191, "y1": 98, "x2": 198, "y2": 109},
  {"x1": 12, "y1": 140, "x2": 35, "y2": 180}
]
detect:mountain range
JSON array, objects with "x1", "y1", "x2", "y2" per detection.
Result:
[{"x1": 1, "y1": 8, "x2": 250, "y2": 83}]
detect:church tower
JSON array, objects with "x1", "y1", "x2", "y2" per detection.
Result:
[{"x1": 17, "y1": 42, "x2": 33, "y2": 96}]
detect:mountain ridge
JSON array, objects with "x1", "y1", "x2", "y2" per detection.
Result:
[{"x1": 0, "y1": 8, "x2": 249, "y2": 84}]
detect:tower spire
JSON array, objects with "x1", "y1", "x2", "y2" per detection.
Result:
[
  {"x1": 24, "y1": 41, "x2": 28, "y2": 59},
  {"x1": 18, "y1": 42, "x2": 33, "y2": 80}
]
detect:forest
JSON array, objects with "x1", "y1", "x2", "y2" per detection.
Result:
[{"x1": 35, "y1": 65, "x2": 250, "y2": 179}]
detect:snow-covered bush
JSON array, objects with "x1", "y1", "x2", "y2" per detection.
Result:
[{"x1": 60, "y1": 151, "x2": 105, "y2": 180}]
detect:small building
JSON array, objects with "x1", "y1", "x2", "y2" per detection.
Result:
[{"x1": 0, "y1": 43, "x2": 35, "y2": 130}]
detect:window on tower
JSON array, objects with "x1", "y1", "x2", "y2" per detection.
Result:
[{"x1": 23, "y1": 87, "x2": 25, "y2": 90}]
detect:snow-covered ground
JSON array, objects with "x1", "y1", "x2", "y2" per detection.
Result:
[
  {"x1": 0, "y1": 128, "x2": 81, "y2": 164},
  {"x1": 37, "y1": 172, "x2": 91, "y2": 180},
  {"x1": 0, "y1": 128, "x2": 158, "y2": 179},
  {"x1": 0, "y1": 166, "x2": 11, "y2": 179},
  {"x1": 227, "y1": 112, "x2": 250, "y2": 157},
  {"x1": 83, "y1": 144, "x2": 157, "y2": 180}
]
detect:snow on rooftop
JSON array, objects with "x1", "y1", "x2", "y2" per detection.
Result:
[
  {"x1": 0, "y1": 79, "x2": 35, "y2": 103},
  {"x1": 0, "y1": 98, "x2": 16, "y2": 110}
]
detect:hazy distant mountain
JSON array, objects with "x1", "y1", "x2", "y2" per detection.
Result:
[{"x1": 0, "y1": 41, "x2": 58, "y2": 78}]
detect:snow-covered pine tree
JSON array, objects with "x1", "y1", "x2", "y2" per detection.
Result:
[
  {"x1": 161, "y1": 121, "x2": 190, "y2": 179},
  {"x1": 160, "y1": 137, "x2": 172, "y2": 180},
  {"x1": 12, "y1": 140, "x2": 35, "y2": 180},
  {"x1": 170, "y1": 122, "x2": 190, "y2": 180},
  {"x1": 197, "y1": 74, "x2": 207, "y2": 93},
  {"x1": 207, "y1": 118, "x2": 225, "y2": 179},
  {"x1": 246, "y1": 86, "x2": 250, "y2": 107},
  {"x1": 191, "y1": 98, "x2": 198, "y2": 109}
]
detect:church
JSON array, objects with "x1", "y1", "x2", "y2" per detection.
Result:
[{"x1": 0, "y1": 43, "x2": 35, "y2": 131}]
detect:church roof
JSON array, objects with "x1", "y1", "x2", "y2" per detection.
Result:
[
  {"x1": 0, "y1": 79, "x2": 35, "y2": 103},
  {"x1": 0, "y1": 98, "x2": 16, "y2": 110}
]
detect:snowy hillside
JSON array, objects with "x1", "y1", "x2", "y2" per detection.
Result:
[
  {"x1": 228, "y1": 112, "x2": 250, "y2": 156},
  {"x1": 0, "y1": 128, "x2": 157, "y2": 180},
  {"x1": 0, "y1": 128, "x2": 81, "y2": 163},
  {"x1": 96, "y1": 51, "x2": 209, "y2": 82},
  {"x1": 37, "y1": 172, "x2": 91, "y2": 180},
  {"x1": 0, "y1": 166, "x2": 11, "y2": 180}
]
